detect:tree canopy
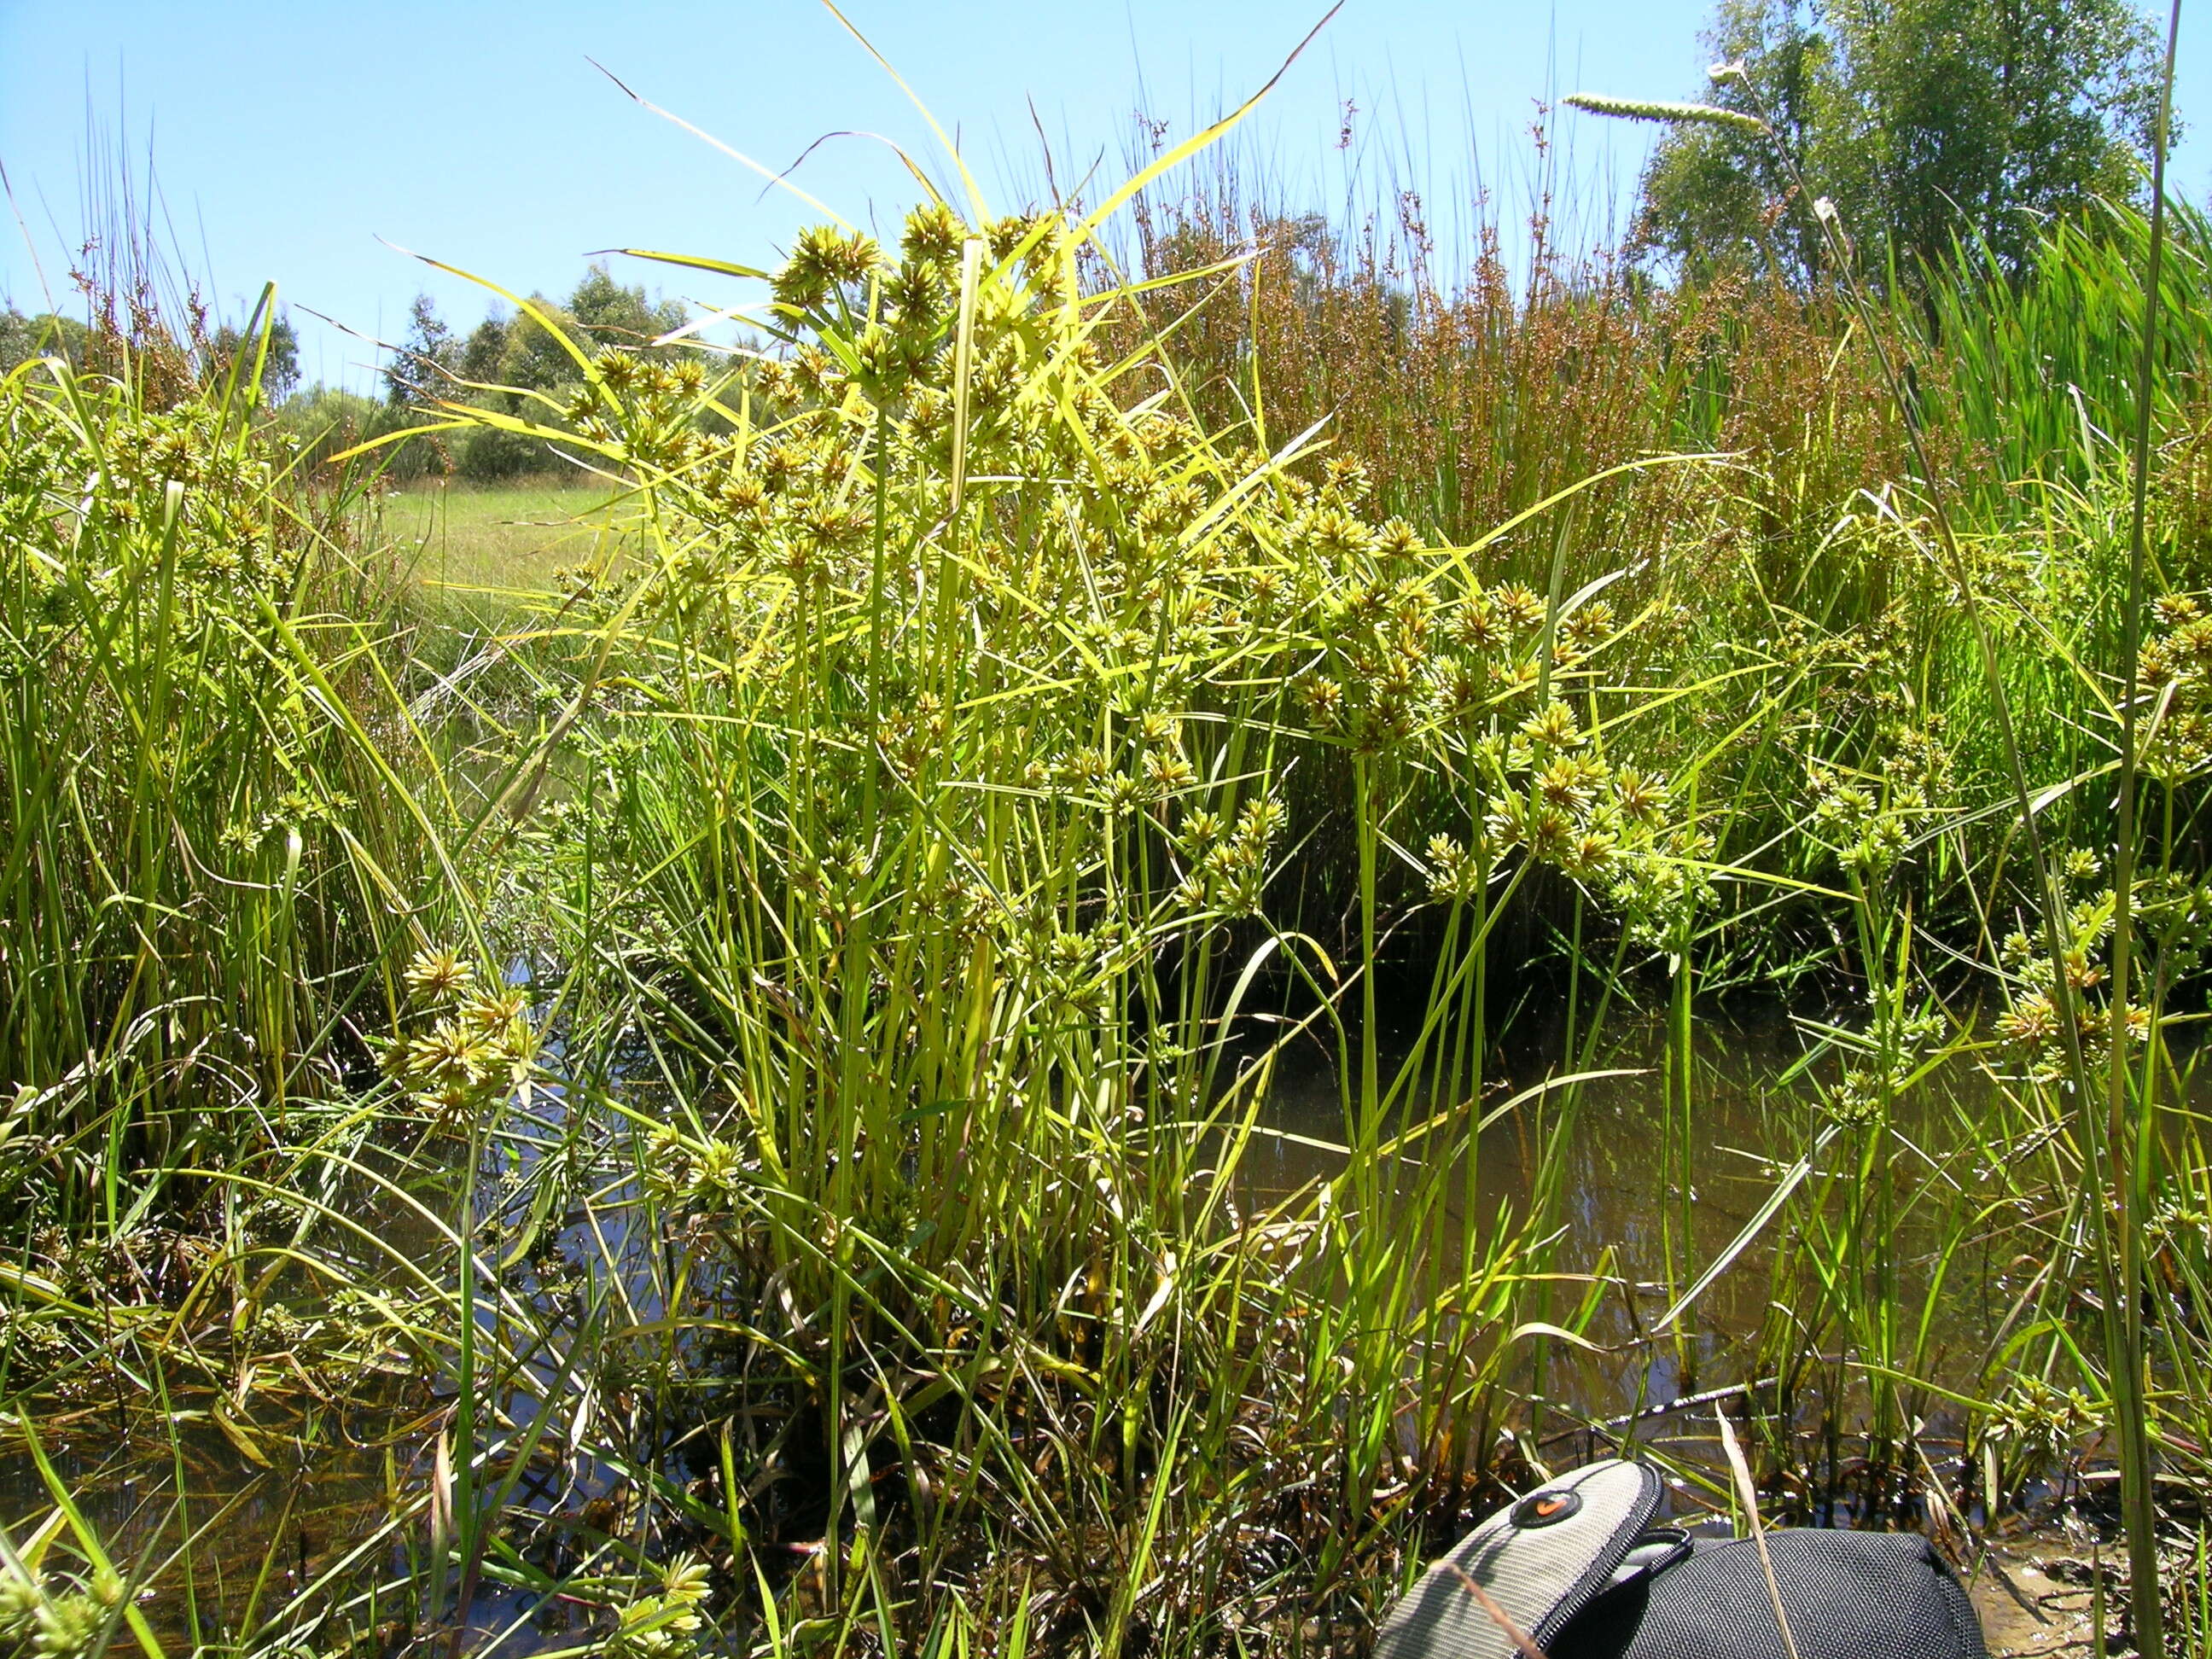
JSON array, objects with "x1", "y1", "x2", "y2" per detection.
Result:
[
  {"x1": 1635, "y1": 0, "x2": 2171, "y2": 284},
  {"x1": 207, "y1": 314, "x2": 300, "y2": 401},
  {"x1": 378, "y1": 265, "x2": 689, "y2": 479},
  {"x1": 387, "y1": 265, "x2": 686, "y2": 403},
  {"x1": 0, "y1": 309, "x2": 90, "y2": 374}
]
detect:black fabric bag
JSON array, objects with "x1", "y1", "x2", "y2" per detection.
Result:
[{"x1": 1373, "y1": 1458, "x2": 1988, "y2": 1659}]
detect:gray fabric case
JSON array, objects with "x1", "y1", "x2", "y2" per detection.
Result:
[
  {"x1": 1373, "y1": 1458, "x2": 1989, "y2": 1659},
  {"x1": 1546, "y1": 1528, "x2": 1988, "y2": 1658},
  {"x1": 1374, "y1": 1460, "x2": 1663, "y2": 1659}
]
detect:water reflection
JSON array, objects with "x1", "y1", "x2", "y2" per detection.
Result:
[
  {"x1": 0, "y1": 1016, "x2": 2046, "y2": 1634},
  {"x1": 1246, "y1": 1015, "x2": 2011, "y2": 1430}
]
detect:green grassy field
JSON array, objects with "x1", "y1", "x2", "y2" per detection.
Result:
[{"x1": 387, "y1": 475, "x2": 641, "y2": 601}]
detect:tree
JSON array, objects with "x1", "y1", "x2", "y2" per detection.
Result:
[
  {"x1": 207, "y1": 312, "x2": 300, "y2": 402},
  {"x1": 1636, "y1": 0, "x2": 2169, "y2": 284},
  {"x1": 434, "y1": 267, "x2": 688, "y2": 480},
  {"x1": 0, "y1": 309, "x2": 90, "y2": 373},
  {"x1": 489, "y1": 265, "x2": 688, "y2": 393},
  {"x1": 384, "y1": 293, "x2": 458, "y2": 407},
  {"x1": 457, "y1": 315, "x2": 509, "y2": 386},
  {"x1": 566, "y1": 262, "x2": 686, "y2": 352},
  {"x1": 273, "y1": 384, "x2": 387, "y2": 474},
  {"x1": 492, "y1": 298, "x2": 583, "y2": 393}
]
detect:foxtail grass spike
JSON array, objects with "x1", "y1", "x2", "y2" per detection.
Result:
[{"x1": 1563, "y1": 91, "x2": 1769, "y2": 135}]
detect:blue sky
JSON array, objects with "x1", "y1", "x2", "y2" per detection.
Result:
[{"x1": 3, "y1": 1, "x2": 2206, "y2": 393}]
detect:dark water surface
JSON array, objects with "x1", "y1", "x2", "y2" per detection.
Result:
[{"x1": 0, "y1": 1016, "x2": 2050, "y2": 1641}]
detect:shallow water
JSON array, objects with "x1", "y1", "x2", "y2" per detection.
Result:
[
  {"x1": 1254, "y1": 1013, "x2": 2013, "y2": 1423},
  {"x1": 0, "y1": 1016, "x2": 2073, "y2": 1640}
]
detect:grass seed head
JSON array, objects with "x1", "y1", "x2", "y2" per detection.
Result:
[{"x1": 1563, "y1": 90, "x2": 1770, "y2": 137}]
